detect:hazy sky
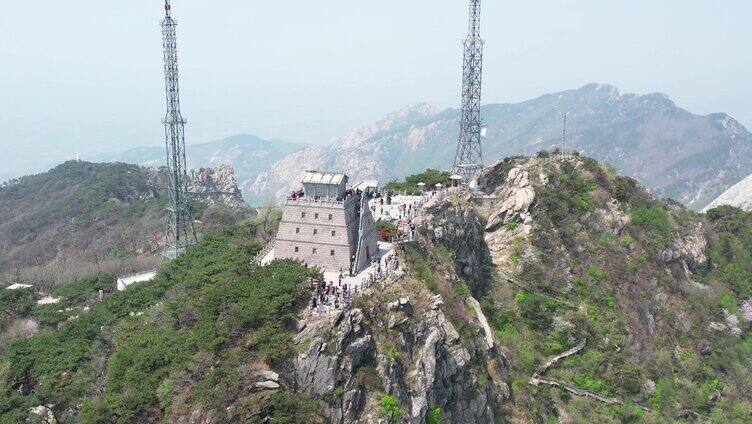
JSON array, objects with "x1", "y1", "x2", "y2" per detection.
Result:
[{"x1": 1, "y1": 0, "x2": 751, "y2": 175}]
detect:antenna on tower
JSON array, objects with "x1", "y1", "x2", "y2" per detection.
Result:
[
  {"x1": 160, "y1": 0, "x2": 196, "y2": 260},
  {"x1": 561, "y1": 112, "x2": 568, "y2": 155},
  {"x1": 452, "y1": 0, "x2": 485, "y2": 184}
]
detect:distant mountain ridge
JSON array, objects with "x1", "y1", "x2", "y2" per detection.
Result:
[
  {"x1": 101, "y1": 134, "x2": 308, "y2": 188},
  {"x1": 243, "y1": 84, "x2": 752, "y2": 210},
  {"x1": 0, "y1": 161, "x2": 248, "y2": 288}
]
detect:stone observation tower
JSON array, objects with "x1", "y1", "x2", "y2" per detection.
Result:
[{"x1": 274, "y1": 171, "x2": 378, "y2": 275}]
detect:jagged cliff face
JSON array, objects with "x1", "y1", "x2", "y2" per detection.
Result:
[
  {"x1": 272, "y1": 155, "x2": 750, "y2": 423},
  {"x1": 188, "y1": 164, "x2": 245, "y2": 208},
  {"x1": 244, "y1": 84, "x2": 752, "y2": 210},
  {"x1": 291, "y1": 261, "x2": 508, "y2": 424},
  {"x1": 405, "y1": 156, "x2": 751, "y2": 422}
]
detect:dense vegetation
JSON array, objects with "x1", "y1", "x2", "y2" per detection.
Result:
[
  {"x1": 479, "y1": 157, "x2": 752, "y2": 422},
  {"x1": 383, "y1": 169, "x2": 450, "y2": 195},
  {"x1": 0, "y1": 224, "x2": 321, "y2": 423}
]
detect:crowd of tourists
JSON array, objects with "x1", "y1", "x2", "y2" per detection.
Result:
[
  {"x1": 307, "y1": 251, "x2": 401, "y2": 314},
  {"x1": 308, "y1": 278, "x2": 349, "y2": 311},
  {"x1": 286, "y1": 187, "x2": 369, "y2": 203}
]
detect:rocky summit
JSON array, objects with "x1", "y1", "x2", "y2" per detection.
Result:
[{"x1": 2, "y1": 154, "x2": 750, "y2": 423}]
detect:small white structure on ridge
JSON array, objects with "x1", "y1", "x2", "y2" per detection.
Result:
[{"x1": 117, "y1": 271, "x2": 158, "y2": 291}]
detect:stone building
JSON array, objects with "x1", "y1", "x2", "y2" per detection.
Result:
[{"x1": 274, "y1": 171, "x2": 378, "y2": 274}]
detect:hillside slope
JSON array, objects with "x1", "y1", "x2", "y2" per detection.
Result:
[
  {"x1": 0, "y1": 161, "x2": 248, "y2": 288},
  {"x1": 1, "y1": 155, "x2": 749, "y2": 423},
  {"x1": 415, "y1": 154, "x2": 752, "y2": 422},
  {"x1": 245, "y1": 84, "x2": 752, "y2": 209}
]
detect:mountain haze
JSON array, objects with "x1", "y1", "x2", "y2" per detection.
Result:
[
  {"x1": 244, "y1": 84, "x2": 752, "y2": 210},
  {"x1": 102, "y1": 134, "x2": 307, "y2": 187}
]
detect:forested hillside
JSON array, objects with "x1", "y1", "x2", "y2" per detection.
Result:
[{"x1": 0, "y1": 161, "x2": 248, "y2": 288}]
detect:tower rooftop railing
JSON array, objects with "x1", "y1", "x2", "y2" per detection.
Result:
[{"x1": 284, "y1": 195, "x2": 358, "y2": 208}]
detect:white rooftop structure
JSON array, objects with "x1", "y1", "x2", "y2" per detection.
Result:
[
  {"x1": 117, "y1": 270, "x2": 158, "y2": 291},
  {"x1": 5, "y1": 283, "x2": 33, "y2": 290},
  {"x1": 301, "y1": 170, "x2": 347, "y2": 185},
  {"x1": 301, "y1": 170, "x2": 348, "y2": 199}
]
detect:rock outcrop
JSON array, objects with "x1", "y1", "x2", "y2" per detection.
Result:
[
  {"x1": 290, "y1": 285, "x2": 508, "y2": 423},
  {"x1": 415, "y1": 190, "x2": 492, "y2": 296},
  {"x1": 188, "y1": 165, "x2": 245, "y2": 208},
  {"x1": 660, "y1": 221, "x2": 707, "y2": 269}
]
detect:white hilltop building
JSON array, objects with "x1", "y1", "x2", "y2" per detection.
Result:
[{"x1": 264, "y1": 170, "x2": 379, "y2": 275}]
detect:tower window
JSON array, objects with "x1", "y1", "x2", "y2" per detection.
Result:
[
  {"x1": 330, "y1": 250, "x2": 335, "y2": 256},
  {"x1": 328, "y1": 214, "x2": 333, "y2": 220},
  {"x1": 315, "y1": 213, "x2": 319, "y2": 219},
  {"x1": 295, "y1": 227, "x2": 300, "y2": 234},
  {"x1": 312, "y1": 248, "x2": 317, "y2": 254},
  {"x1": 331, "y1": 230, "x2": 336, "y2": 237},
  {"x1": 294, "y1": 246, "x2": 299, "y2": 253},
  {"x1": 313, "y1": 229, "x2": 318, "y2": 235},
  {"x1": 301, "y1": 212, "x2": 306, "y2": 218}
]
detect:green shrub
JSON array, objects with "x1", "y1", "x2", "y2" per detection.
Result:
[
  {"x1": 572, "y1": 373, "x2": 610, "y2": 394},
  {"x1": 265, "y1": 392, "x2": 320, "y2": 424},
  {"x1": 650, "y1": 378, "x2": 676, "y2": 412},
  {"x1": 587, "y1": 266, "x2": 606, "y2": 283},
  {"x1": 426, "y1": 405, "x2": 443, "y2": 424},
  {"x1": 376, "y1": 220, "x2": 399, "y2": 233},
  {"x1": 453, "y1": 282, "x2": 470, "y2": 299},
  {"x1": 631, "y1": 204, "x2": 674, "y2": 245},
  {"x1": 354, "y1": 365, "x2": 382, "y2": 391},
  {"x1": 380, "y1": 394, "x2": 402, "y2": 421},
  {"x1": 719, "y1": 292, "x2": 737, "y2": 310},
  {"x1": 384, "y1": 169, "x2": 450, "y2": 194},
  {"x1": 515, "y1": 291, "x2": 556, "y2": 331},
  {"x1": 0, "y1": 224, "x2": 320, "y2": 421}
]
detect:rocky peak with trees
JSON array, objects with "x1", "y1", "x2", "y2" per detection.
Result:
[{"x1": 1, "y1": 154, "x2": 750, "y2": 423}]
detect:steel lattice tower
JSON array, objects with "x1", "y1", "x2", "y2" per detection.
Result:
[
  {"x1": 452, "y1": 0, "x2": 485, "y2": 182},
  {"x1": 161, "y1": 0, "x2": 195, "y2": 260}
]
